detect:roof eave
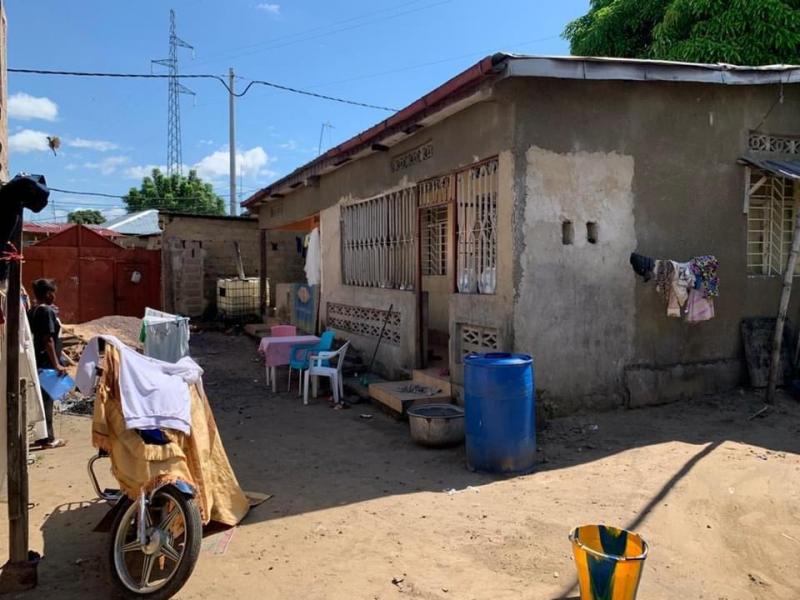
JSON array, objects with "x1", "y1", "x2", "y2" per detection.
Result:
[{"x1": 242, "y1": 53, "x2": 507, "y2": 208}]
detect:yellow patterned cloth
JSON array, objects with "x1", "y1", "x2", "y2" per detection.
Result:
[{"x1": 91, "y1": 346, "x2": 250, "y2": 526}]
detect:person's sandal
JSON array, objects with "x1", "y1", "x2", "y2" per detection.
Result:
[{"x1": 39, "y1": 439, "x2": 67, "y2": 450}]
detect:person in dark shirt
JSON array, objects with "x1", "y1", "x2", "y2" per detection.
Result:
[{"x1": 28, "y1": 278, "x2": 67, "y2": 449}]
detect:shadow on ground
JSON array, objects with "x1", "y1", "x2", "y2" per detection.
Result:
[{"x1": 31, "y1": 331, "x2": 800, "y2": 598}]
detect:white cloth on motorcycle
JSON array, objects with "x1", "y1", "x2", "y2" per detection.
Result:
[{"x1": 76, "y1": 335, "x2": 199, "y2": 435}]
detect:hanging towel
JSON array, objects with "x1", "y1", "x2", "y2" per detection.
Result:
[
  {"x1": 686, "y1": 288, "x2": 715, "y2": 323},
  {"x1": 76, "y1": 335, "x2": 201, "y2": 435},
  {"x1": 304, "y1": 227, "x2": 321, "y2": 286}
]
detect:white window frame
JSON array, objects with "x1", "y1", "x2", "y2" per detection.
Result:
[{"x1": 746, "y1": 167, "x2": 798, "y2": 276}]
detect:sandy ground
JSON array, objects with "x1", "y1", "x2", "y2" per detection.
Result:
[{"x1": 2, "y1": 331, "x2": 800, "y2": 599}]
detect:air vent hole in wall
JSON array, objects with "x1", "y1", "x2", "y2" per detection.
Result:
[
  {"x1": 562, "y1": 221, "x2": 573, "y2": 245},
  {"x1": 587, "y1": 221, "x2": 598, "y2": 244}
]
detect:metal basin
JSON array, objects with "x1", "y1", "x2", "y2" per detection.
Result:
[{"x1": 407, "y1": 404, "x2": 465, "y2": 448}]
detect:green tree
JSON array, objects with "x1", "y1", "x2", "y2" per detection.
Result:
[
  {"x1": 67, "y1": 209, "x2": 105, "y2": 224},
  {"x1": 124, "y1": 168, "x2": 225, "y2": 215},
  {"x1": 564, "y1": 0, "x2": 800, "y2": 65}
]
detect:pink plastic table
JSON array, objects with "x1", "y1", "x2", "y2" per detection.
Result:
[{"x1": 258, "y1": 335, "x2": 319, "y2": 392}]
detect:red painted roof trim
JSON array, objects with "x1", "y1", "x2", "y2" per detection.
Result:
[{"x1": 242, "y1": 53, "x2": 507, "y2": 208}]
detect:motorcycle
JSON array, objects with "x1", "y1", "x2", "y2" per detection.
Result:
[{"x1": 86, "y1": 339, "x2": 202, "y2": 599}]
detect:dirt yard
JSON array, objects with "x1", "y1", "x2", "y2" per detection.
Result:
[{"x1": 3, "y1": 331, "x2": 800, "y2": 599}]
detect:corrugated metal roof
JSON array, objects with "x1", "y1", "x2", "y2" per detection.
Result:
[
  {"x1": 23, "y1": 223, "x2": 121, "y2": 237},
  {"x1": 739, "y1": 157, "x2": 800, "y2": 180},
  {"x1": 102, "y1": 209, "x2": 162, "y2": 235}
]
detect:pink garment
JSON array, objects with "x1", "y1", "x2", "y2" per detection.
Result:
[
  {"x1": 270, "y1": 325, "x2": 297, "y2": 337},
  {"x1": 258, "y1": 335, "x2": 319, "y2": 367},
  {"x1": 686, "y1": 288, "x2": 715, "y2": 323}
]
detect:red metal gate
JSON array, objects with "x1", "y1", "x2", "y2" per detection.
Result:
[{"x1": 23, "y1": 225, "x2": 160, "y2": 323}]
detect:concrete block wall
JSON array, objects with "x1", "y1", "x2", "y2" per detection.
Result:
[
  {"x1": 265, "y1": 230, "x2": 308, "y2": 306},
  {"x1": 160, "y1": 213, "x2": 261, "y2": 315}
]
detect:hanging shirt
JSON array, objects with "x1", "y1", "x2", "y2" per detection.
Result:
[{"x1": 76, "y1": 335, "x2": 201, "y2": 435}]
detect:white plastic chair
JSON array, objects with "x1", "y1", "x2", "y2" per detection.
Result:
[{"x1": 303, "y1": 342, "x2": 350, "y2": 406}]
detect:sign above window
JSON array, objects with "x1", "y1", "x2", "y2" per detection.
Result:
[{"x1": 391, "y1": 141, "x2": 433, "y2": 173}]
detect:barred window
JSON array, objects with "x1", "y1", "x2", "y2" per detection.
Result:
[
  {"x1": 421, "y1": 205, "x2": 448, "y2": 276},
  {"x1": 341, "y1": 187, "x2": 417, "y2": 290},
  {"x1": 456, "y1": 159, "x2": 498, "y2": 294},
  {"x1": 747, "y1": 168, "x2": 798, "y2": 276}
]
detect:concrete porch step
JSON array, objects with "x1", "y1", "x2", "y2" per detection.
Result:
[
  {"x1": 368, "y1": 380, "x2": 452, "y2": 416},
  {"x1": 412, "y1": 368, "x2": 452, "y2": 397}
]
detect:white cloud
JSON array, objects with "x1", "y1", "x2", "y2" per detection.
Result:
[
  {"x1": 67, "y1": 137, "x2": 119, "y2": 152},
  {"x1": 193, "y1": 146, "x2": 273, "y2": 180},
  {"x1": 8, "y1": 93, "x2": 58, "y2": 121},
  {"x1": 8, "y1": 129, "x2": 50, "y2": 153},
  {"x1": 83, "y1": 155, "x2": 129, "y2": 175},
  {"x1": 279, "y1": 139, "x2": 299, "y2": 150},
  {"x1": 198, "y1": 139, "x2": 215, "y2": 146},
  {"x1": 124, "y1": 146, "x2": 275, "y2": 182},
  {"x1": 256, "y1": 3, "x2": 280, "y2": 14}
]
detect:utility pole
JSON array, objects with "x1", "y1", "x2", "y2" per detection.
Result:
[
  {"x1": 1, "y1": 174, "x2": 50, "y2": 593},
  {"x1": 152, "y1": 9, "x2": 195, "y2": 177},
  {"x1": 229, "y1": 67, "x2": 237, "y2": 216}
]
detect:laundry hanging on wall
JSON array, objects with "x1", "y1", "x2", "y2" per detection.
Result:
[{"x1": 629, "y1": 252, "x2": 718, "y2": 323}]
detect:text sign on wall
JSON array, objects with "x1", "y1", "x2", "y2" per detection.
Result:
[{"x1": 391, "y1": 141, "x2": 433, "y2": 172}]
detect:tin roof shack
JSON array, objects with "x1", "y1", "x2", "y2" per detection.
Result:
[
  {"x1": 158, "y1": 211, "x2": 304, "y2": 318},
  {"x1": 103, "y1": 209, "x2": 162, "y2": 249},
  {"x1": 244, "y1": 54, "x2": 800, "y2": 413},
  {"x1": 23, "y1": 224, "x2": 160, "y2": 323}
]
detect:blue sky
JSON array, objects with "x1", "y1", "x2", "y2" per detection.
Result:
[{"x1": 7, "y1": 0, "x2": 588, "y2": 222}]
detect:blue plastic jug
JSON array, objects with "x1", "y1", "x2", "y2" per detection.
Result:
[{"x1": 38, "y1": 369, "x2": 75, "y2": 401}]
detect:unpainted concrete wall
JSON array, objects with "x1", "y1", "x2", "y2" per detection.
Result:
[
  {"x1": 160, "y1": 214, "x2": 261, "y2": 315},
  {"x1": 506, "y1": 76, "x2": 800, "y2": 411},
  {"x1": 514, "y1": 147, "x2": 636, "y2": 411}
]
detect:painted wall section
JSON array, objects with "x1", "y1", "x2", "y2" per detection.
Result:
[{"x1": 515, "y1": 147, "x2": 636, "y2": 410}]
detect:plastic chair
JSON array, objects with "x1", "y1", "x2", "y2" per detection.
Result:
[
  {"x1": 270, "y1": 325, "x2": 297, "y2": 337},
  {"x1": 303, "y1": 342, "x2": 350, "y2": 406},
  {"x1": 288, "y1": 330, "x2": 335, "y2": 395}
]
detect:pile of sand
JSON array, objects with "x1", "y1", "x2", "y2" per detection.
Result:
[{"x1": 64, "y1": 315, "x2": 143, "y2": 351}]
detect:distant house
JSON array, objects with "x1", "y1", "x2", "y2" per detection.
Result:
[
  {"x1": 23, "y1": 222, "x2": 122, "y2": 246},
  {"x1": 102, "y1": 209, "x2": 162, "y2": 248},
  {"x1": 243, "y1": 53, "x2": 800, "y2": 412}
]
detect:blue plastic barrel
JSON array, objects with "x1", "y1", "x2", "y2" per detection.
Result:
[{"x1": 464, "y1": 352, "x2": 535, "y2": 474}]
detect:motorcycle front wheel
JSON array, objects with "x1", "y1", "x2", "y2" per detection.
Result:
[{"x1": 108, "y1": 485, "x2": 202, "y2": 599}]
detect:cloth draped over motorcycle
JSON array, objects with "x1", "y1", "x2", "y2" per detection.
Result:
[{"x1": 77, "y1": 336, "x2": 250, "y2": 526}]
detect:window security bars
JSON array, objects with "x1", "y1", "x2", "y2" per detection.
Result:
[
  {"x1": 747, "y1": 168, "x2": 797, "y2": 276},
  {"x1": 456, "y1": 159, "x2": 498, "y2": 294},
  {"x1": 341, "y1": 187, "x2": 417, "y2": 290}
]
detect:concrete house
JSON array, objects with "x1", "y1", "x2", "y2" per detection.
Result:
[{"x1": 243, "y1": 54, "x2": 800, "y2": 413}]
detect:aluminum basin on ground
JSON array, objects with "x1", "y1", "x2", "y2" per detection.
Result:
[{"x1": 407, "y1": 403, "x2": 464, "y2": 448}]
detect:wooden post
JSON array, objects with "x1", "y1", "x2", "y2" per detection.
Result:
[
  {"x1": 766, "y1": 201, "x2": 800, "y2": 403},
  {"x1": 259, "y1": 229, "x2": 268, "y2": 319},
  {"x1": 5, "y1": 205, "x2": 29, "y2": 562}
]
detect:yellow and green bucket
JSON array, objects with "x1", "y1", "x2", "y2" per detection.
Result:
[{"x1": 569, "y1": 525, "x2": 649, "y2": 600}]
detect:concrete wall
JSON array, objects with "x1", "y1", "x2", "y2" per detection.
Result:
[
  {"x1": 256, "y1": 74, "x2": 800, "y2": 412},
  {"x1": 160, "y1": 213, "x2": 261, "y2": 316},
  {"x1": 506, "y1": 77, "x2": 800, "y2": 412},
  {"x1": 261, "y1": 92, "x2": 516, "y2": 378},
  {"x1": 265, "y1": 230, "x2": 307, "y2": 307}
]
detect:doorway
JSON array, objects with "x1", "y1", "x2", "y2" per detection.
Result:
[{"x1": 419, "y1": 190, "x2": 453, "y2": 372}]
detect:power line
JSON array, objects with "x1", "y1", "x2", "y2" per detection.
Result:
[
  {"x1": 189, "y1": 0, "x2": 450, "y2": 68},
  {"x1": 8, "y1": 67, "x2": 397, "y2": 111}
]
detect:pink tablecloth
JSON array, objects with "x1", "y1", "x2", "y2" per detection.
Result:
[{"x1": 258, "y1": 335, "x2": 320, "y2": 367}]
